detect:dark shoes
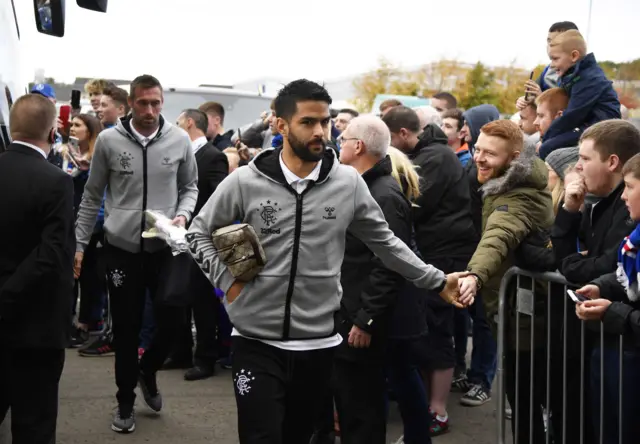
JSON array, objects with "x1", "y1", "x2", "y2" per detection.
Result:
[
  {"x1": 184, "y1": 364, "x2": 216, "y2": 381},
  {"x1": 161, "y1": 356, "x2": 193, "y2": 370},
  {"x1": 138, "y1": 371, "x2": 163, "y2": 412}
]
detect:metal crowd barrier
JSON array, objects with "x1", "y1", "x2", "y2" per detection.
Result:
[{"x1": 495, "y1": 267, "x2": 627, "y2": 444}]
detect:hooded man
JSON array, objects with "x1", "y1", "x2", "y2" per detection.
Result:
[{"x1": 458, "y1": 120, "x2": 554, "y2": 442}]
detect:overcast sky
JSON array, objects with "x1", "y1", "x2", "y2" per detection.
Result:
[{"x1": 14, "y1": 0, "x2": 640, "y2": 87}]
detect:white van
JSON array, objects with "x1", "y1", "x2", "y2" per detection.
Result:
[{"x1": 0, "y1": 0, "x2": 109, "y2": 152}]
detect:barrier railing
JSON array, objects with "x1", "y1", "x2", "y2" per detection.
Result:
[{"x1": 495, "y1": 267, "x2": 628, "y2": 444}]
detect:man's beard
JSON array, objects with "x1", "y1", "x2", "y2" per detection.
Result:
[{"x1": 288, "y1": 132, "x2": 326, "y2": 162}]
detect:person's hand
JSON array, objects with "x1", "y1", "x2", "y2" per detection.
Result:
[
  {"x1": 524, "y1": 80, "x2": 542, "y2": 98},
  {"x1": 74, "y1": 252, "x2": 84, "y2": 279},
  {"x1": 226, "y1": 281, "x2": 246, "y2": 304},
  {"x1": 348, "y1": 325, "x2": 372, "y2": 348},
  {"x1": 57, "y1": 118, "x2": 65, "y2": 132},
  {"x1": 458, "y1": 274, "x2": 478, "y2": 306},
  {"x1": 575, "y1": 284, "x2": 601, "y2": 300},
  {"x1": 580, "y1": 250, "x2": 589, "y2": 256},
  {"x1": 516, "y1": 96, "x2": 528, "y2": 111},
  {"x1": 237, "y1": 143, "x2": 251, "y2": 161},
  {"x1": 535, "y1": 141, "x2": 542, "y2": 154},
  {"x1": 563, "y1": 176, "x2": 587, "y2": 212},
  {"x1": 171, "y1": 215, "x2": 187, "y2": 228},
  {"x1": 439, "y1": 272, "x2": 471, "y2": 308},
  {"x1": 575, "y1": 299, "x2": 611, "y2": 321}
]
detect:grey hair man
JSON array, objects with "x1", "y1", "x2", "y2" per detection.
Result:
[
  {"x1": 336, "y1": 113, "x2": 425, "y2": 442},
  {"x1": 338, "y1": 115, "x2": 390, "y2": 168},
  {"x1": 414, "y1": 105, "x2": 442, "y2": 129}
]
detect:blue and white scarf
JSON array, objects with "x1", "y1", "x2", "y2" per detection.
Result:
[{"x1": 616, "y1": 223, "x2": 640, "y2": 301}]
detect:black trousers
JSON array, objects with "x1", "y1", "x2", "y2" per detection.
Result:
[
  {"x1": 171, "y1": 263, "x2": 219, "y2": 366},
  {"x1": 0, "y1": 348, "x2": 65, "y2": 444},
  {"x1": 232, "y1": 336, "x2": 335, "y2": 444},
  {"x1": 333, "y1": 354, "x2": 387, "y2": 444},
  {"x1": 105, "y1": 244, "x2": 183, "y2": 406},
  {"x1": 76, "y1": 231, "x2": 107, "y2": 324}
]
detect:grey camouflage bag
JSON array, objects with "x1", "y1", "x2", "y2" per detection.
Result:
[{"x1": 211, "y1": 224, "x2": 267, "y2": 282}]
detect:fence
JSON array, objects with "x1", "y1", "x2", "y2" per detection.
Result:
[{"x1": 495, "y1": 266, "x2": 631, "y2": 444}]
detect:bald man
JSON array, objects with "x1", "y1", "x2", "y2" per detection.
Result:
[{"x1": 0, "y1": 94, "x2": 75, "y2": 444}]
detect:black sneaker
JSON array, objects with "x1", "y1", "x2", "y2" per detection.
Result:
[
  {"x1": 451, "y1": 371, "x2": 472, "y2": 392},
  {"x1": 111, "y1": 404, "x2": 135, "y2": 433},
  {"x1": 78, "y1": 333, "x2": 114, "y2": 357},
  {"x1": 138, "y1": 371, "x2": 163, "y2": 412},
  {"x1": 68, "y1": 328, "x2": 89, "y2": 348},
  {"x1": 460, "y1": 384, "x2": 492, "y2": 407}
]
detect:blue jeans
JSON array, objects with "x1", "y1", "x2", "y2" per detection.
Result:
[
  {"x1": 138, "y1": 291, "x2": 156, "y2": 350},
  {"x1": 387, "y1": 337, "x2": 432, "y2": 444},
  {"x1": 590, "y1": 343, "x2": 640, "y2": 444},
  {"x1": 467, "y1": 292, "x2": 497, "y2": 390}
]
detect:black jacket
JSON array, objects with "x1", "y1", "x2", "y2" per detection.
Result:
[
  {"x1": 212, "y1": 130, "x2": 234, "y2": 151},
  {"x1": 552, "y1": 182, "x2": 634, "y2": 284},
  {"x1": 410, "y1": 124, "x2": 477, "y2": 262},
  {"x1": 193, "y1": 142, "x2": 229, "y2": 217},
  {"x1": 0, "y1": 143, "x2": 75, "y2": 349},
  {"x1": 339, "y1": 156, "x2": 411, "y2": 351},
  {"x1": 594, "y1": 272, "x2": 640, "y2": 347}
]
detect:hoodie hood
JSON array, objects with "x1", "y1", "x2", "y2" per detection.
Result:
[
  {"x1": 481, "y1": 138, "x2": 548, "y2": 197},
  {"x1": 115, "y1": 114, "x2": 174, "y2": 143},
  {"x1": 463, "y1": 105, "x2": 500, "y2": 147},
  {"x1": 249, "y1": 146, "x2": 340, "y2": 187},
  {"x1": 417, "y1": 123, "x2": 449, "y2": 147}
]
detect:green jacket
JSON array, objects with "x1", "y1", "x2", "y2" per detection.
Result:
[{"x1": 467, "y1": 147, "x2": 554, "y2": 326}]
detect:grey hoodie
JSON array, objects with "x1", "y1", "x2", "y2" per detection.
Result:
[
  {"x1": 75, "y1": 115, "x2": 198, "y2": 254},
  {"x1": 186, "y1": 147, "x2": 447, "y2": 341}
]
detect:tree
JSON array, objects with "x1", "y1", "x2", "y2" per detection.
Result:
[
  {"x1": 455, "y1": 62, "x2": 499, "y2": 110},
  {"x1": 351, "y1": 58, "x2": 421, "y2": 112}
]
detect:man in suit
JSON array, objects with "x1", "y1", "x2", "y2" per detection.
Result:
[
  {"x1": 0, "y1": 94, "x2": 76, "y2": 444},
  {"x1": 168, "y1": 108, "x2": 229, "y2": 380}
]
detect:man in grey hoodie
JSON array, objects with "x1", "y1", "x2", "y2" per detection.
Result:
[
  {"x1": 187, "y1": 79, "x2": 468, "y2": 444},
  {"x1": 74, "y1": 75, "x2": 198, "y2": 434}
]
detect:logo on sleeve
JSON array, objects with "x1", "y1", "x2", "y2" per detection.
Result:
[
  {"x1": 257, "y1": 200, "x2": 282, "y2": 234},
  {"x1": 323, "y1": 206, "x2": 336, "y2": 220},
  {"x1": 495, "y1": 205, "x2": 508, "y2": 212}
]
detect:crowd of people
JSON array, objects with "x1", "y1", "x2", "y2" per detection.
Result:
[{"x1": 1, "y1": 19, "x2": 640, "y2": 444}]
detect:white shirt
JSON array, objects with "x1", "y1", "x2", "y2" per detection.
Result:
[
  {"x1": 191, "y1": 136, "x2": 208, "y2": 155},
  {"x1": 129, "y1": 121, "x2": 159, "y2": 147},
  {"x1": 231, "y1": 152, "x2": 343, "y2": 352},
  {"x1": 13, "y1": 141, "x2": 47, "y2": 159}
]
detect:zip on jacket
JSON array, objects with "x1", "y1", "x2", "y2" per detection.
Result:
[{"x1": 75, "y1": 115, "x2": 198, "y2": 254}]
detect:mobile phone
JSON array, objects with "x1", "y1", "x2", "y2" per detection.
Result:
[
  {"x1": 524, "y1": 71, "x2": 535, "y2": 102},
  {"x1": 68, "y1": 136, "x2": 79, "y2": 150},
  {"x1": 59, "y1": 104, "x2": 71, "y2": 126},
  {"x1": 567, "y1": 289, "x2": 587, "y2": 303},
  {"x1": 71, "y1": 89, "x2": 81, "y2": 110}
]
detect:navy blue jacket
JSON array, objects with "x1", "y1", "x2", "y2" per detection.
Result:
[{"x1": 539, "y1": 53, "x2": 621, "y2": 160}]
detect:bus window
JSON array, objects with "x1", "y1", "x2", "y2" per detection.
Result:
[
  {"x1": 10, "y1": 0, "x2": 20, "y2": 39},
  {"x1": 0, "y1": 85, "x2": 10, "y2": 153},
  {"x1": 5, "y1": 86, "x2": 14, "y2": 109}
]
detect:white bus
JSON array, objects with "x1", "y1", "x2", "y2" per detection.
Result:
[{"x1": 0, "y1": 0, "x2": 108, "y2": 152}]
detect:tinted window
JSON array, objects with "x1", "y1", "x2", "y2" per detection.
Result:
[
  {"x1": 0, "y1": 86, "x2": 10, "y2": 152},
  {"x1": 161, "y1": 91, "x2": 272, "y2": 131},
  {"x1": 10, "y1": 0, "x2": 20, "y2": 39}
]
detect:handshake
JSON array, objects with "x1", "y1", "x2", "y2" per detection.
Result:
[{"x1": 438, "y1": 272, "x2": 479, "y2": 308}]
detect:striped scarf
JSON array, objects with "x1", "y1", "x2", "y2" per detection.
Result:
[{"x1": 616, "y1": 223, "x2": 640, "y2": 302}]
